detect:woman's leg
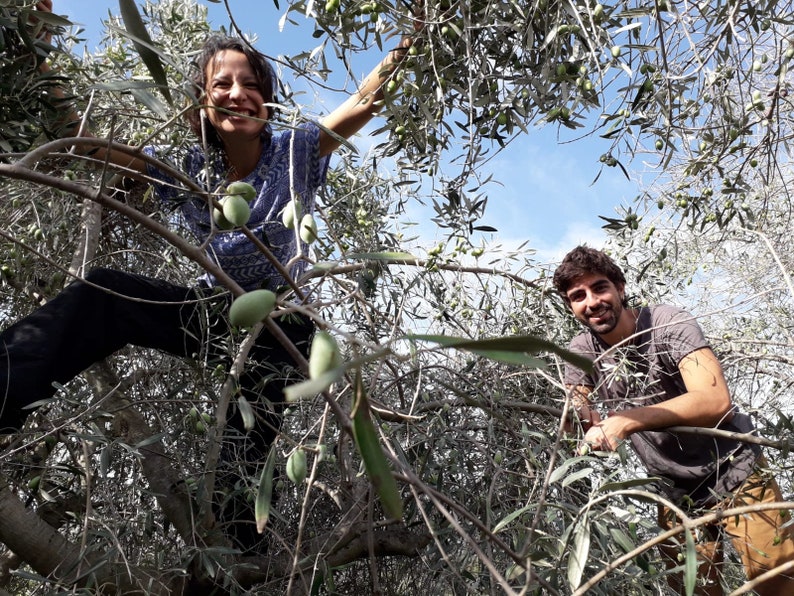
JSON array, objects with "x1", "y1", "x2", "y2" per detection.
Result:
[
  {"x1": 214, "y1": 313, "x2": 314, "y2": 551},
  {"x1": 0, "y1": 268, "x2": 203, "y2": 432}
]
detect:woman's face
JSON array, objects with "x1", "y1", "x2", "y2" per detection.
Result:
[{"x1": 203, "y1": 49, "x2": 269, "y2": 145}]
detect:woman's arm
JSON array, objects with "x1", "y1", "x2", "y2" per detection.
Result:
[
  {"x1": 34, "y1": 0, "x2": 148, "y2": 176},
  {"x1": 318, "y1": 33, "x2": 415, "y2": 157}
]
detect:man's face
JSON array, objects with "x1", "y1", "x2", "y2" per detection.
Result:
[{"x1": 564, "y1": 272, "x2": 626, "y2": 336}]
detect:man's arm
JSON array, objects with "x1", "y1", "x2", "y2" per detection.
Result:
[
  {"x1": 583, "y1": 347, "x2": 734, "y2": 451},
  {"x1": 564, "y1": 385, "x2": 601, "y2": 433}
]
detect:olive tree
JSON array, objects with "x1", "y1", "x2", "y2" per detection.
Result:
[{"x1": 2, "y1": 0, "x2": 794, "y2": 594}]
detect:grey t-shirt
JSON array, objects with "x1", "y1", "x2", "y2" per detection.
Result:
[{"x1": 564, "y1": 304, "x2": 760, "y2": 508}]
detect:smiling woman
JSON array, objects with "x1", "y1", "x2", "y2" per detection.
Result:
[
  {"x1": 0, "y1": 0, "x2": 415, "y2": 558},
  {"x1": 186, "y1": 36, "x2": 275, "y2": 179}
]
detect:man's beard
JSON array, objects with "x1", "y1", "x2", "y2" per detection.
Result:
[{"x1": 583, "y1": 303, "x2": 620, "y2": 335}]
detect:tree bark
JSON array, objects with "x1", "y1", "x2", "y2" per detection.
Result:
[
  {"x1": 0, "y1": 482, "x2": 87, "y2": 584},
  {"x1": 231, "y1": 523, "x2": 432, "y2": 588}
]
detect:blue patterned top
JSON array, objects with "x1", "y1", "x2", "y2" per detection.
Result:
[{"x1": 144, "y1": 122, "x2": 329, "y2": 291}]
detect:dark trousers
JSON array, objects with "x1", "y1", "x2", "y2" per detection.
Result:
[{"x1": 0, "y1": 267, "x2": 313, "y2": 548}]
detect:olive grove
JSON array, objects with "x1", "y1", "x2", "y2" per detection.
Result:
[{"x1": 1, "y1": 0, "x2": 794, "y2": 594}]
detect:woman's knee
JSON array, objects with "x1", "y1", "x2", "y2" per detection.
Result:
[{"x1": 82, "y1": 267, "x2": 127, "y2": 289}]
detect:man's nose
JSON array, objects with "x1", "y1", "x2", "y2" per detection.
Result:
[{"x1": 583, "y1": 291, "x2": 600, "y2": 310}]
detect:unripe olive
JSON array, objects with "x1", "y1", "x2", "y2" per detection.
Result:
[
  {"x1": 299, "y1": 213, "x2": 318, "y2": 244},
  {"x1": 317, "y1": 444, "x2": 328, "y2": 462},
  {"x1": 225, "y1": 181, "x2": 257, "y2": 202},
  {"x1": 229, "y1": 289, "x2": 277, "y2": 328},
  {"x1": 308, "y1": 331, "x2": 341, "y2": 380},
  {"x1": 281, "y1": 199, "x2": 303, "y2": 230},
  {"x1": 222, "y1": 194, "x2": 251, "y2": 227},
  {"x1": 213, "y1": 202, "x2": 235, "y2": 230},
  {"x1": 286, "y1": 449, "x2": 307, "y2": 485}
]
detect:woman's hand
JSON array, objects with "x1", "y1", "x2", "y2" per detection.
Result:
[{"x1": 33, "y1": 0, "x2": 55, "y2": 46}]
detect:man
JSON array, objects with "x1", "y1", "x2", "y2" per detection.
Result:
[{"x1": 553, "y1": 245, "x2": 794, "y2": 595}]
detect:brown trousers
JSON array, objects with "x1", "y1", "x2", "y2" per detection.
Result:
[{"x1": 657, "y1": 460, "x2": 794, "y2": 595}]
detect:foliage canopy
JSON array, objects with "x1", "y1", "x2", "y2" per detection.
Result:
[{"x1": 1, "y1": 0, "x2": 794, "y2": 594}]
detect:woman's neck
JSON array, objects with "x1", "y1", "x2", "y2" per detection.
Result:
[{"x1": 223, "y1": 136, "x2": 263, "y2": 181}]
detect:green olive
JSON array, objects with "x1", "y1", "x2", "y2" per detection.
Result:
[
  {"x1": 222, "y1": 194, "x2": 251, "y2": 227},
  {"x1": 229, "y1": 289, "x2": 277, "y2": 328},
  {"x1": 308, "y1": 331, "x2": 341, "y2": 380},
  {"x1": 225, "y1": 181, "x2": 256, "y2": 202}
]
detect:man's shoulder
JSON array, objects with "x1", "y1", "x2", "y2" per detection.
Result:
[
  {"x1": 645, "y1": 304, "x2": 701, "y2": 332},
  {"x1": 647, "y1": 303, "x2": 691, "y2": 318},
  {"x1": 567, "y1": 330, "x2": 598, "y2": 354}
]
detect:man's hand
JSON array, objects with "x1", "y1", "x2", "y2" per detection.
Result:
[
  {"x1": 564, "y1": 401, "x2": 601, "y2": 434},
  {"x1": 580, "y1": 412, "x2": 632, "y2": 453},
  {"x1": 564, "y1": 385, "x2": 600, "y2": 435}
]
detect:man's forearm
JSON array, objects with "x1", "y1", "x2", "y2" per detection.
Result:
[{"x1": 585, "y1": 390, "x2": 735, "y2": 451}]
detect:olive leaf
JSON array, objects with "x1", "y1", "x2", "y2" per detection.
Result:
[
  {"x1": 118, "y1": 0, "x2": 173, "y2": 106},
  {"x1": 255, "y1": 445, "x2": 277, "y2": 534},
  {"x1": 351, "y1": 370, "x2": 403, "y2": 521}
]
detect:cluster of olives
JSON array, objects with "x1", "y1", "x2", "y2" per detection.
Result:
[
  {"x1": 280, "y1": 198, "x2": 319, "y2": 244},
  {"x1": 213, "y1": 181, "x2": 257, "y2": 230}
]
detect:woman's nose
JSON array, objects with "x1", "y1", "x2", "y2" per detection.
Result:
[{"x1": 228, "y1": 82, "x2": 246, "y2": 100}]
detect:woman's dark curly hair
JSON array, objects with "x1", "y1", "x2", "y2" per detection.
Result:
[
  {"x1": 552, "y1": 245, "x2": 627, "y2": 302},
  {"x1": 186, "y1": 35, "x2": 277, "y2": 150}
]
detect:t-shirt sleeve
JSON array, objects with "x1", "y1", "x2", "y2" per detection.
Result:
[
  {"x1": 563, "y1": 334, "x2": 596, "y2": 388},
  {"x1": 657, "y1": 306, "x2": 710, "y2": 366},
  {"x1": 141, "y1": 145, "x2": 199, "y2": 204}
]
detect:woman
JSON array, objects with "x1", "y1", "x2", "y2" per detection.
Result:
[{"x1": 3, "y1": 0, "x2": 413, "y2": 550}]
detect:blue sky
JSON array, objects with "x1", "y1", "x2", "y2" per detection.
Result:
[{"x1": 60, "y1": 0, "x2": 641, "y2": 262}]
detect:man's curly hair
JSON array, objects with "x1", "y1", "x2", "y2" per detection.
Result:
[{"x1": 552, "y1": 246, "x2": 626, "y2": 302}]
